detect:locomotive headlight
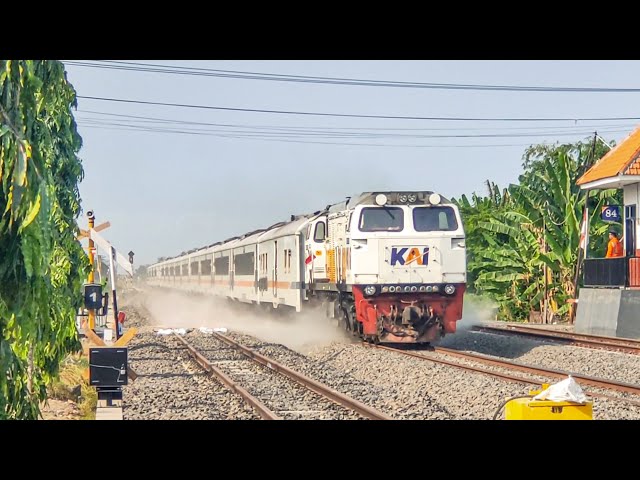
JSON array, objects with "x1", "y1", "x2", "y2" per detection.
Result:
[
  {"x1": 364, "y1": 285, "x2": 377, "y2": 296},
  {"x1": 429, "y1": 193, "x2": 441, "y2": 205},
  {"x1": 444, "y1": 284, "x2": 456, "y2": 295},
  {"x1": 375, "y1": 194, "x2": 388, "y2": 206},
  {"x1": 410, "y1": 286, "x2": 417, "y2": 292},
  {"x1": 398, "y1": 194, "x2": 408, "y2": 203},
  {"x1": 388, "y1": 286, "x2": 395, "y2": 293},
  {"x1": 382, "y1": 286, "x2": 389, "y2": 293},
  {"x1": 408, "y1": 193, "x2": 417, "y2": 203},
  {"x1": 404, "y1": 286, "x2": 411, "y2": 292},
  {"x1": 419, "y1": 286, "x2": 426, "y2": 292},
  {"x1": 426, "y1": 286, "x2": 432, "y2": 292}
]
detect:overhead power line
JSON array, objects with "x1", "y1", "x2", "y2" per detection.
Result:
[
  {"x1": 76, "y1": 116, "x2": 631, "y2": 140},
  {"x1": 78, "y1": 123, "x2": 558, "y2": 148},
  {"x1": 64, "y1": 60, "x2": 640, "y2": 93},
  {"x1": 77, "y1": 110, "x2": 637, "y2": 133},
  {"x1": 76, "y1": 95, "x2": 640, "y2": 123},
  {"x1": 77, "y1": 116, "x2": 629, "y2": 149}
]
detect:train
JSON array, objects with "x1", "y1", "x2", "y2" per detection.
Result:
[{"x1": 147, "y1": 191, "x2": 467, "y2": 344}]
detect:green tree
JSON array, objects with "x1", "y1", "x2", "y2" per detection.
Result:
[
  {"x1": 455, "y1": 138, "x2": 620, "y2": 323},
  {"x1": 1, "y1": 60, "x2": 89, "y2": 419},
  {"x1": 454, "y1": 180, "x2": 512, "y2": 293}
]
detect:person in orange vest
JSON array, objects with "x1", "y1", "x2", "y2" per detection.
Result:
[{"x1": 606, "y1": 230, "x2": 624, "y2": 258}]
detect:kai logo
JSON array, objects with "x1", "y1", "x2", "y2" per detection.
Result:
[{"x1": 390, "y1": 247, "x2": 429, "y2": 266}]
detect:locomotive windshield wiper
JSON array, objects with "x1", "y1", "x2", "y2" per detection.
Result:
[{"x1": 382, "y1": 205, "x2": 395, "y2": 219}]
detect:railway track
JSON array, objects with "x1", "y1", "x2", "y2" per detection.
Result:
[
  {"x1": 175, "y1": 332, "x2": 392, "y2": 420},
  {"x1": 370, "y1": 343, "x2": 640, "y2": 406},
  {"x1": 471, "y1": 324, "x2": 640, "y2": 355}
]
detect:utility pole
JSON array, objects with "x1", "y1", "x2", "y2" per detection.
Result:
[{"x1": 570, "y1": 132, "x2": 599, "y2": 324}]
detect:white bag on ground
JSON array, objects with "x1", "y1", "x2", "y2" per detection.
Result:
[
  {"x1": 156, "y1": 328, "x2": 187, "y2": 335},
  {"x1": 533, "y1": 376, "x2": 587, "y2": 403}
]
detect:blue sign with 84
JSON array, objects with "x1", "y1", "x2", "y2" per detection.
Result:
[{"x1": 601, "y1": 205, "x2": 621, "y2": 222}]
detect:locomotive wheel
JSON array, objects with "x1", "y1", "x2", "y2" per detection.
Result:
[
  {"x1": 339, "y1": 307, "x2": 352, "y2": 332},
  {"x1": 347, "y1": 305, "x2": 360, "y2": 337}
]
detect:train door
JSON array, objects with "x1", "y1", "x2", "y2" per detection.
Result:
[
  {"x1": 329, "y1": 214, "x2": 349, "y2": 284},
  {"x1": 306, "y1": 217, "x2": 327, "y2": 284},
  {"x1": 229, "y1": 251, "x2": 235, "y2": 292},
  {"x1": 273, "y1": 240, "x2": 278, "y2": 297}
]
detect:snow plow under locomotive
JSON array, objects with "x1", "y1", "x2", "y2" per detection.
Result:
[{"x1": 147, "y1": 191, "x2": 466, "y2": 344}]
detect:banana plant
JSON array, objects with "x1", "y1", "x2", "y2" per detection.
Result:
[{"x1": 455, "y1": 139, "x2": 621, "y2": 322}]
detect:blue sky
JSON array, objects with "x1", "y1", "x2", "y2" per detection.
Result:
[{"x1": 63, "y1": 60, "x2": 640, "y2": 266}]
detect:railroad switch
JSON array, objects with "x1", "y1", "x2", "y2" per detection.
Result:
[{"x1": 504, "y1": 384, "x2": 593, "y2": 420}]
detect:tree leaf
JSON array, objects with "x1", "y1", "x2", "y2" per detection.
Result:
[{"x1": 19, "y1": 192, "x2": 40, "y2": 232}]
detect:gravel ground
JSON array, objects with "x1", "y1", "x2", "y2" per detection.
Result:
[
  {"x1": 231, "y1": 331, "x2": 521, "y2": 419},
  {"x1": 181, "y1": 331, "x2": 364, "y2": 419},
  {"x1": 408, "y1": 347, "x2": 640, "y2": 417},
  {"x1": 438, "y1": 329, "x2": 640, "y2": 387},
  {"x1": 120, "y1": 293, "x2": 259, "y2": 420},
  {"x1": 117, "y1": 288, "x2": 640, "y2": 419}
]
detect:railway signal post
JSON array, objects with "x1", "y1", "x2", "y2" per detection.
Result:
[{"x1": 78, "y1": 211, "x2": 139, "y2": 419}]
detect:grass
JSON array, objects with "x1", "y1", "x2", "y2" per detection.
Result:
[{"x1": 47, "y1": 352, "x2": 97, "y2": 420}]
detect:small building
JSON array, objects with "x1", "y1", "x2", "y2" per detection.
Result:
[{"x1": 575, "y1": 126, "x2": 640, "y2": 338}]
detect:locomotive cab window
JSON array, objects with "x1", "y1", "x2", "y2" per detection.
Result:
[
  {"x1": 359, "y1": 207, "x2": 404, "y2": 232},
  {"x1": 314, "y1": 222, "x2": 326, "y2": 242},
  {"x1": 413, "y1": 206, "x2": 458, "y2": 231}
]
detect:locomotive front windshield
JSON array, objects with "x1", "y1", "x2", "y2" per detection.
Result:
[
  {"x1": 359, "y1": 207, "x2": 404, "y2": 232},
  {"x1": 413, "y1": 206, "x2": 458, "y2": 231}
]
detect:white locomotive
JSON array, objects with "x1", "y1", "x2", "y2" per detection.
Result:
[{"x1": 147, "y1": 191, "x2": 466, "y2": 343}]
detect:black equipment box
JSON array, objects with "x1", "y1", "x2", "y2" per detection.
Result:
[{"x1": 89, "y1": 347, "x2": 128, "y2": 387}]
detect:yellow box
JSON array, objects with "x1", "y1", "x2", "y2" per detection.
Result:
[{"x1": 505, "y1": 398, "x2": 593, "y2": 420}]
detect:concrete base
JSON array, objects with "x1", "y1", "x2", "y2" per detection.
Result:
[
  {"x1": 95, "y1": 388, "x2": 123, "y2": 420},
  {"x1": 575, "y1": 288, "x2": 640, "y2": 339},
  {"x1": 96, "y1": 407, "x2": 123, "y2": 420}
]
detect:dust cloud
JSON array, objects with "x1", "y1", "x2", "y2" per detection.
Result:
[
  {"x1": 457, "y1": 294, "x2": 498, "y2": 330},
  {"x1": 140, "y1": 288, "x2": 354, "y2": 354}
]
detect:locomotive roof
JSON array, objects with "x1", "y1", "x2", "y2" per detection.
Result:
[{"x1": 326, "y1": 191, "x2": 450, "y2": 212}]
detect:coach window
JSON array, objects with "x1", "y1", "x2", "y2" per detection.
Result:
[
  {"x1": 359, "y1": 207, "x2": 404, "y2": 232},
  {"x1": 413, "y1": 206, "x2": 458, "y2": 232},
  {"x1": 314, "y1": 222, "x2": 326, "y2": 242},
  {"x1": 214, "y1": 255, "x2": 230, "y2": 275},
  {"x1": 235, "y1": 252, "x2": 255, "y2": 275},
  {"x1": 191, "y1": 261, "x2": 199, "y2": 275},
  {"x1": 200, "y1": 259, "x2": 212, "y2": 275}
]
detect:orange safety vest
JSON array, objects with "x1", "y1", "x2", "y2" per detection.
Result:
[{"x1": 606, "y1": 237, "x2": 624, "y2": 258}]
